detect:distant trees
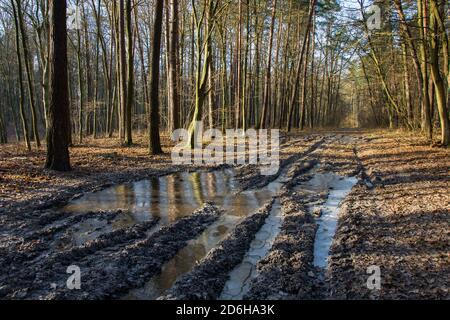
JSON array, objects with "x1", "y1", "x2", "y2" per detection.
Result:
[{"x1": 45, "y1": 0, "x2": 71, "y2": 171}]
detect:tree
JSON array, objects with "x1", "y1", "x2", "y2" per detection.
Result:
[
  {"x1": 75, "y1": 0, "x2": 84, "y2": 143},
  {"x1": 0, "y1": 101, "x2": 7, "y2": 144},
  {"x1": 187, "y1": 0, "x2": 218, "y2": 148},
  {"x1": 118, "y1": 0, "x2": 127, "y2": 142},
  {"x1": 258, "y1": 0, "x2": 277, "y2": 130},
  {"x1": 124, "y1": 0, "x2": 134, "y2": 145},
  {"x1": 11, "y1": 0, "x2": 31, "y2": 151},
  {"x1": 168, "y1": 0, "x2": 181, "y2": 132},
  {"x1": 45, "y1": 0, "x2": 71, "y2": 171},
  {"x1": 148, "y1": 0, "x2": 164, "y2": 155},
  {"x1": 16, "y1": 0, "x2": 41, "y2": 148},
  {"x1": 417, "y1": 0, "x2": 432, "y2": 139},
  {"x1": 429, "y1": 0, "x2": 449, "y2": 145}
]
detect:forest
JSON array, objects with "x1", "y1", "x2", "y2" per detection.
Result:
[{"x1": 0, "y1": 0, "x2": 448, "y2": 301}]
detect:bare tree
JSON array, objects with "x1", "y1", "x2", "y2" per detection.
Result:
[
  {"x1": 45, "y1": 0, "x2": 71, "y2": 171},
  {"x1": 149, "y1": 0, "x2": 164, "y2": 154}
]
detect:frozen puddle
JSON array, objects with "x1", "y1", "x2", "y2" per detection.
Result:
[
  {"x1": 305, "y1": 173, "x2": 358, "y2": 268},
  {"x1": 220, "y1": 199, "x2": 282, "y2": 300}
]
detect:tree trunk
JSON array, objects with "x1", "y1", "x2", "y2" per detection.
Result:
[
  {"x1": 235, "y1": 0, "x2": 242, "y2": 129},
  {"x1": 188, "y1": 0, "x2": 215, "y2": 148},
  {"x1": 429, "y1": 0, "x2": 450, "y2": 145},
  {"x1": 402, "y1": 42, "x2": 413, "y2": 129},
  {"x1": 241, "y1": 0, "x2": 250, "y2": 130},
  {"x1": 124, "y1": 0, "x2": 134, "y2": 145},
  {"x1": 287, "y1": 0, "x2": 316, "y2": 132},
  {"x1": 149, "y1": 0, "x2": 164, "y2": 154},
  {"x1": 0, "y1": 103, "x2": 7, "y2": 144},
  {"x1": 418, "y1": 0, "x2": 433, "y2": 139},
  {"x1": 168, "y1": 0, "x2": 181, "y2": 132},
  {"x1": 76, "y1": 0, "x2": 84, "y2": 143},
  {"x1": 119, "y1": 0, "x2": 128, "y2": 142},
  {"x1": 258, "y1": 0, "x2": 277, "y2": 130},
  {"x1": 207, "y1": 4, "x2": 216, "y2": 130},
  {"x1": 16, "y1": 0, "x2": 41, "y2": 148},
  {"x1": 11, "y1": 0, "x2": 31, "y2": 151},
  {"x1": 46, "y1": 0, "x2": 71, "y2": 171},
  {"x1": 300, "y1": 24, "x2": 312, "y2": 130}
]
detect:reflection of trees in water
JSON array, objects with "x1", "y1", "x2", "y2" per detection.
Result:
[
  {"x1": 166, "y1": 175, "x2": 177, "y2": 222},
  {"x1": 206, "y1": 172, "x2": 218, "y2": 198},
  {"x1": 152, "y1": 243, "x2": 208, "y2": 298},
  {"x1": 150, "y1": 178, "x2": 161, "y2": 219},
  {"x1": 189, "y1": 172, "x2": 204, "y2": 205}
]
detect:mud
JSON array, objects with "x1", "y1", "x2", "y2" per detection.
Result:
[
  {"x1": 124, "y1": 148, "x2": 316, "y2": 300},
  {"x1": 161, "y1": 201, "x2": 274, "y2": 300},
  {"x1": 244, "y1": 185, "x2": 319, "y2": 300},
  {"x1": 158, "y1": 158, "x2": 322, "y2": 300},
  {"x1": 235, "y1": 136, "x2": 325, "y2": 191},
  {"x1": 1, "y1": 131, "x2": 448, "y2": 300},
  {"x1": 1, "y1": 204, "x2": 221, "y2": 300},
  {"x1": 244, "y1": 136, "x2": 362, "y2": 300}
]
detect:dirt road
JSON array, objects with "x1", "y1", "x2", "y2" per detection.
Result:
[{"x1": 0, "y1": 131, "x2": 448, "y2": 300}]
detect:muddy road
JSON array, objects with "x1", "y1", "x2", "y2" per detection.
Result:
[{"x1": 0, "y1": 132, "x2": 448, "y2": 300}]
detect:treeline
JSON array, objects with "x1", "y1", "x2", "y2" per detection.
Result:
[
  {"x1": 0, "y1": 0, "x2": 357, "y2": 153},
  {"x1": 0, "y1": 0, "x2": 448, "y2": 162}
]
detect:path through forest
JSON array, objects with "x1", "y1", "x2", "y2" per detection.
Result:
[{"x1": 0, "y1": 130, "x2": 448, "y2": 300}]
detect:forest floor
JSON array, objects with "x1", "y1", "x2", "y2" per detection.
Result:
[{"x1": 0, "y1": 130, "x2": 448, "y2": 300}]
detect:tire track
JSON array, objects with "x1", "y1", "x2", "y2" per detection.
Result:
[{"x1": 2, "y1": 204, "x2": 221, "y2": 300}]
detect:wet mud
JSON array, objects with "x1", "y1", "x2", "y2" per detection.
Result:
[{"x1": 1, "y1": 132, "x2": 448, "y2": 300}]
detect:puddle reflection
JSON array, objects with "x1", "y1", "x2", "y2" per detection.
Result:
[{"x1": 62, "y1": 168, "x2": 284, "y2": 300}]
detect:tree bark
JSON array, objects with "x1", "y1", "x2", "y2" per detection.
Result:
[
  {"x1": 258, "y1": 0, "x2": 277, "y2": 130},
  {"x1": 429, "y1": 0, "x2": 450, "y2": 145},
  {"x1": 287, "y1": 0, "x2": 316, "y2": 132},
  {"x1": 168, "y1": 0, "x2": 181, "y2": 132},
  {"x1": 11, "y1": 0, "x2": 31, "y2": 151},
  {"x1": 417, "y1": 0, "x2": 433, "y2": 139},
  {"x1": 124, "y1": 0, "x2": 134, "y2": 145},
  {"x1": 45, "y1": 0, "x2": 71, "y2": 171},
  {"x1": 149, "y1": 0, "x2": 164, "y2": 154},
  {"x1": 119, "y1": 0, "x2": 128, "y2": 142},
  {"x1": 16, "y1": 0, "x2": 41, "y2": 148}
]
